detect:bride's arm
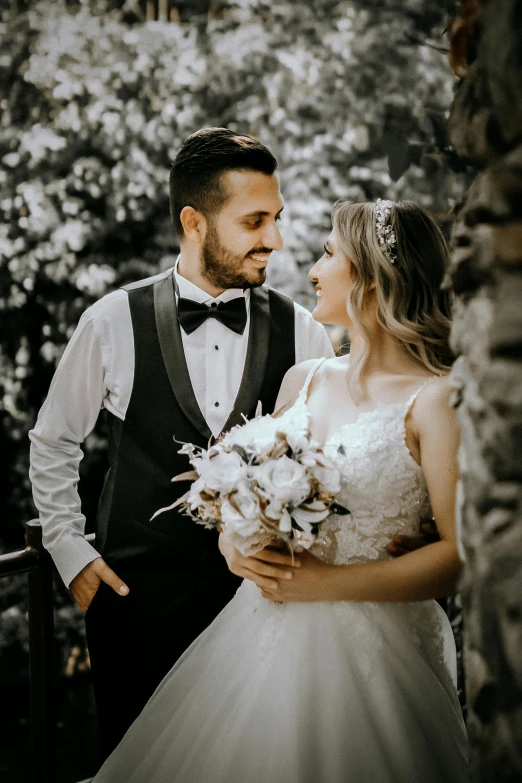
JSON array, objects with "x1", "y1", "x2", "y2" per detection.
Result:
[{"x1": 262, "y1": 377, "x2": 463, "y2": 603}]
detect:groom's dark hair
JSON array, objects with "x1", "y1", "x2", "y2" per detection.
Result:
[{"x1": 170, "y1": 128, "x2": 278, "y2": 237}]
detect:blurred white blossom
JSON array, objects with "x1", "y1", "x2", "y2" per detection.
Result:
[{"x1": 75, "y1": 264, "x2": 117, "y2": 296}]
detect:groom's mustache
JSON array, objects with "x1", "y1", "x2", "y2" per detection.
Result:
[{"x1": 246, "y1": 248, "x2": 272, "y2": 257}]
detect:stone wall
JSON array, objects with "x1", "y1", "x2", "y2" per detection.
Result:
[{"x1": 447, "y1": 1, "x2": 522, "y2": 778}]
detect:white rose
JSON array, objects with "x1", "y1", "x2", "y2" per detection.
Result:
[
  {"x1": 254, "y1": 456, "x2": 311, "y2": 506},
  {"x1": 220, "y1": 494, "x2": 261, "y2": 538},
  {"x1": 195, "y1": 448, "x2": 247, "y2": 492},
  {"x1": 220, "y1": 414, "x2": 279, "y2": 456}
]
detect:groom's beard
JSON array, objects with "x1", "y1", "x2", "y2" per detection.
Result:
[{"x1": 202, "y1": 224, "x2": 268, "y2": 290}]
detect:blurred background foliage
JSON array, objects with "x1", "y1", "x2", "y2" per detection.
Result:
[{"x1": 0, "y1": 0, "x2": 466, "y2": 727}]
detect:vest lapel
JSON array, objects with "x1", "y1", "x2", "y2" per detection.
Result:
[
  {"x1": 153, "y1": 273, "x2": 212, "y2": 442},
  {"x1": 220, "y1": 286, "x2": 271, "y2": 434}
]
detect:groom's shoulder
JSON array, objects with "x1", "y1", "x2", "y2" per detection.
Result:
[
  {"x1": 262, "y1": 284, "x2": 292, "y2": 304},
  {"x1": 82, "y1": 287, "x2": 128, "y2": 323},
  {"x1": 292, "y1": 299, "x2": 317, "y2": 323},
  {"x1": 121, "y1": 267, "x2": 173, "y2": 292},
  {"x1": 83, "y1": 268, "x2": 174, "y2": 321},
  {"x1": 262, "y1": 285, "x2": 315, "y2": 323}
]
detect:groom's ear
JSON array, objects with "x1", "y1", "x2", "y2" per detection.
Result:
[{"x1": 180, "y1": 206, "x2": 206, "y2": 245}]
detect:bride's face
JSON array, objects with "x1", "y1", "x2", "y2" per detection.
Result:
[{"x1": 308, "y1": 230, "x2": 353, "y2": 327}]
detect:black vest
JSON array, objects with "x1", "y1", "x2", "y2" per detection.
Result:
[{"x1": 94, "y1": 269, "x2": 295, "y2": 607}]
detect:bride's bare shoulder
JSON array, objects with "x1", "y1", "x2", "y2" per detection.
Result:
[
  {"x1": 415, "y1": 374, "x2": 452, "y2": 407},
  {"x1": 276, "y1": 359, "x2": 320, "y2": 405},
  {"x1": 410, "y1": 375, "x2": 456, "y2": 432},
  {"x1": 285, "y1": 355, "x2": 345, "y2": 388},
  {"x1": 275, "y1": 357, "x2": 346, "y2": 413}
]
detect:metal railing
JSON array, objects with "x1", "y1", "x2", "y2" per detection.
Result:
[
  {"x1": 10, "y1": 0, "x2": 184, "y2": 22},
  {"x1": 0, "y1": 520, "x2": 95, "y2": 783},
  {"x1": 145, "y1": 0, "x2": 181, "y2": 22}
]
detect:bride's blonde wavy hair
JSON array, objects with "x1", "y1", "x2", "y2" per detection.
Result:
[{"x1": 332, "y1": 199, "x2": 453, "y2": 398}]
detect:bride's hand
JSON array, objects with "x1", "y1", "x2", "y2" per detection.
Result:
[
  {"x1": 218, "y1": 532, "x2": 301, "y2": 591},
  {"x1": 385, "y1": 518, "x2": 440, "y2": 557},
  {"x1": 260, "y1": 550, "x2": 333, "y2": 603}
]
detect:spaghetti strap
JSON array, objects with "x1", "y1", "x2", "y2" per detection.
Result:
[
  {"x1": 405, "y1": 375, "x2": 440, "y2": 413},
  {"x1": 299, "y1": 357, "x2": 327, "y2": 402}
]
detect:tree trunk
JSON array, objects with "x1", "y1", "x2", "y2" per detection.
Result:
[{"x1": 448, "y1": 1, "x2": 522, "y2": 779}]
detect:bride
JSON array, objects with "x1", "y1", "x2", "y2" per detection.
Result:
[{"x1": 92, "y1": 199, "x2": 469, "y2": 782}]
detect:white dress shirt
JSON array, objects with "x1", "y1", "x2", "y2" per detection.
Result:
[
  {"x1": 175, "y1": 270, "x2": 251, "y2": 436},
  {"x1": 29, "y1": 268, "x2": 334, "y2": 587}
]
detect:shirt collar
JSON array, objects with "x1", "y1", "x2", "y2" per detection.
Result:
[{"x1": 174, "y1": 255, "x2": 250, "y2": 307}]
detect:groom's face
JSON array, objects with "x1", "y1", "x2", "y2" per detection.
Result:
[{"x1": 201, "y1": 170, "x2": 284, "y2": 289}]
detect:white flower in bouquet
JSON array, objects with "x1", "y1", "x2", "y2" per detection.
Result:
[
  {"x1": 292, "y1": 499, "x2": 330, "y2": 530},
  {"x1": 194, "y1": 447, "x2": 248, "y2": 492},
  {"x1": 186, "y1": 476, "x2": 212, "y2": 511},
  {"x1": 262, "y1": 498, "x2": 293, "y2": 533},
  {"x1": 295, "y1": 446, "x2": 342, "y2": 496},
  {"x1": 254, "y1": 456, "x2": 311, "y2": 507},
  {"x1": 220, "y1": 495, "x2": 261, "y2": 538},
  {"x1": 285, "y1": 429, "x2": 312, "y2": 457},
  {"x1": 312, "y1": 461, "x2": 343, "y2": 496},
  {"x1": 219, "y1": 413, "x2": 280, "y2": 458}
]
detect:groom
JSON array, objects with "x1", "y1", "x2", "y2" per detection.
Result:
[{"x1": 29, "y1": 128, "x2": 334, "y2": 758}]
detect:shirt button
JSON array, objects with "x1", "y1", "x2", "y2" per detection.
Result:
[
  {"x1": 214, "y1": 345, "x2": 219, "y2": 350},
  {"x1": 214, "y1": 401, "x2": 220, "y2": 407}
]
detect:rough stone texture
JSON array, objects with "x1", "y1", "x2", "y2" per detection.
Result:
[{"x1": 448, "y1": 1, "x2": 522, "y2": 778}]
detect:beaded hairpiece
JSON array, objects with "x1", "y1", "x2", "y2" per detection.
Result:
[{"x1": 374, "y1": 199, "x2": 397, "y2": 264}]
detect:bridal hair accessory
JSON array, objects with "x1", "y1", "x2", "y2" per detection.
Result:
[
  {"x1": 374, "y1": 199, "x2": 397, "y2": 264},
  {"x1": 152, "y1": 409, "x2": 349, "y2": 558}
]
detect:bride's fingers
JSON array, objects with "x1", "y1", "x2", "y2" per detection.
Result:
[
  {"x1": 385, "y1": 540, "x2": 409, "y2": 556},
  {"x1": 242, "y1": 568, "x2": 281, "y2": 591},
  {"x1": 261, "y1": 588, "x2": 283, "y2": 602},
  {"x1": 251, "y1": 549, "x2": 301, "y2": 568},
  {"x1": 394, "y1": 535, "x2": 427, "y2": 551},
  {"x1": 244, "y1": 560, "x2": 294, "y2": 580}
]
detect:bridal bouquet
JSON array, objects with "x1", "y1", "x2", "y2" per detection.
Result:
[{"x1": 153, "y1": 409, "x2": 348, "y2": 557}]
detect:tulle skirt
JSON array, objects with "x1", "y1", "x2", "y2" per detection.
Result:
[{"x1": 93, "y1": 580, "x2": 468, "y2": 783}]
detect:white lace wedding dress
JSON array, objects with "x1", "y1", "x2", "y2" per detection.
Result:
[{"x1": 93, "y1": 359, "x2": 468, "y2": 783}]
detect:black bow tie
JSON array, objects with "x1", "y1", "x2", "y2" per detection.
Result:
[{"x1": 177, "y1": 296, "x2": 248, "y2": 336}]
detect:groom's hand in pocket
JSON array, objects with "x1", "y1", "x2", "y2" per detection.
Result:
[
  {"x1": 218, "y1": 533, "x2": 300, "y2": 591},
  {"x1": 70, "y1": 557, "x2": 129, "y2": 614}
]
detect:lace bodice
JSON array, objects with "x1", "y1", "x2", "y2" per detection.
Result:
[{"x1": 279, "y1": 359, "x2": 433, "y2": 566}]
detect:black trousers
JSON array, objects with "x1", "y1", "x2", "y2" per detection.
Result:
[{"x1": 85, "y1": 566, "x2": 240, "y2": 762}]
